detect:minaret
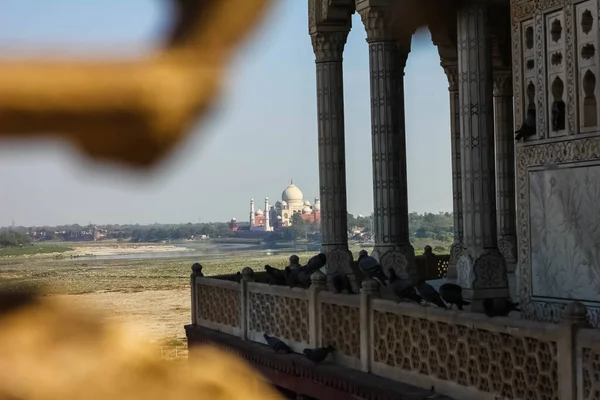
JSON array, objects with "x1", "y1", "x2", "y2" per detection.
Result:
[
  {"x1": 264, "y1": 197, "x2": 270, "y2": 231},
  {"x1": 250, "y1": 198, "x2": 255, "y2": 228}
]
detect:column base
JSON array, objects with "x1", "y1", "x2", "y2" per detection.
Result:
[
  {"x1": 446, "y1": 241, "x2": 463, "y2": 280},
  {"x1": 456, "y1": 250, "x2": 510, "y2": 312},
  {"x1": 321, "y1": 244, "x2": 356, "y2": 291},
  {"x1": 371, "y1": 244, "x2": 417, "y2": 282}
]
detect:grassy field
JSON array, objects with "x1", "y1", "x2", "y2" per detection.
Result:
[
  {"x1": 0, "y1": 243, "x2": 73, "y2": 257},
  {"x1": 0, "y1": 251, "x2": 316, "y2": 295},
  {"x1": 0, "y1": 239, "x2": 450, "y2": 295},
  {"x1": 0, "y1": 240, "x2": 450, "y2": 349}
]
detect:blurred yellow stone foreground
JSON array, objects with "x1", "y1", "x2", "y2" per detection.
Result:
[{"x1": 0, "y1": 293, "x2": 282, "y2": 400}]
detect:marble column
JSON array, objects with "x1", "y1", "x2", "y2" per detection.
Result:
[
  {"x1": 358, "y1": 6, "x2": 417, "y2": 282},
  {"x1": 442, "y1": 61, "x2": 463, "y2": 279},
  {"x1": 455, "y1": 2, "x2": 509, "y2": 309},
  {"x1": 493, "y1": 70, "x2": 517, "y2": 266},
  {"x1": 311, "y1": 30, "x2": 353, "y2": 276}
]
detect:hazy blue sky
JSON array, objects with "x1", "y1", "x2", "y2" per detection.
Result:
[{"x1": 0, "y1": 0, "x2": 451, "y2": 227}]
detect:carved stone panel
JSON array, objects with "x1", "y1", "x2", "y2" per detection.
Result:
[
  {"x1": 535, "y1": 11, "x2": 548, "y2": 139},
  {"x1": 575, "y1": 1, "x2": 599, "y2": 133},
  {"x1": 320, "y1": 302, "x2": 360, "y2": 359},
  {"x1": 516, "y1": 136, "x2": 600, "y2": 326},
  {"x1": 522, "y1": 19, "x2": 538, "y2": 142},
  {"x1": 372, "y1": 311, "x2": 559, "y2": 399},
  {"x1": 529, "y1": 164, "x2": 600, "y2": 302},
  {"x1": 545, "y1": 10, "x2": 567, "y2": 137}
]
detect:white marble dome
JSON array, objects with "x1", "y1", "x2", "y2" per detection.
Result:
[
  {"x1": 314, "y1": 200, "x2": 321, "y2": 211},
  {"x1": 255, "y1": 209, "x2": 264, "y2": 216},
  {"x1": 282, "y1": 183, "x2": 303, "y2": 204},
  {"x1": 281, "y1": 200, "x2": 288, "y2": 207},
  {"x1": 302, "y1": 206, "x2": 312, "y2": 214},
  {"x1": 304, "y1": 200, "x2": 311, "y2": 206}
]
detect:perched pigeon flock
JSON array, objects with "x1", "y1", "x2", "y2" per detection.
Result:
[
  {"x1": 192, "y1": 250, "x2": 521, "y2": 364},
  {"x1": 195, "y1": 249, "x2": 521, "y2": 326}
]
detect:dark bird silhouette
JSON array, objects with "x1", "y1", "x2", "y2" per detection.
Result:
[
  {"x1": 388, "y1": 269, "x2": 422, "y2": 303},
  {"x1": 233, "y1": 271, "x2": 242, "y2": 283},
  {"x1": 357, "y1": 250, "x2": 388, "y2": 286},
  {"x1": 483, "y1": 298, "x2": 521, "y2": 317},
  {"x1": 515, "y1": 107, "x2": 536, "y2": 140},
  {"x1": 303, "y1": 345, "x2": 334, "y2": 364},
  {"x1": 416, "y1": 280, "x2": 447, "y2": 309},
  {"x1": 285, "y1": 266, "x2": 310, "y2": 289},
  {"x1": 439, "y1": 283, "x2": 470, "y2": 310},
  {"x1": 263, "y1": 333, "x2": 292, "y2": 353},
  {"x1": 191, "y1": 262, "x2": 203, "y2": 277},
  {"x1": 331, "y1": 271, "x2": 355, "y2": 294},
  {"x1": 286, "y1": 254, "x2": 326, "y2": 289},
  {"x1": 288, "y1": 254, "x2": 301, "y2": 270},
  {"x1": 284, "y1": 266, "x2": 296, "y2": 288},
  {"x1": 264, "y1": 265, "x2": 286, "y2": 286}
]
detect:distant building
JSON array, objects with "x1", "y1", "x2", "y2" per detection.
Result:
[{"x1": 247, "y1": 180, "x2": 320, "y2": 232}]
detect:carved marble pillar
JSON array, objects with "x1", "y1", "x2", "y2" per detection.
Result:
[
  {"x1": 442, "y1": 62, "x2": 463, "y2": 279},
  {"x1": 311, "y1": 30, "x2": 353, "y2": 276},
  {"x1": 358, "y1": 6, "x2": 417, "y2": 281},
  {"x1": 456, "y1": 2, "x2": 510, "y2": 308},
  {"x1": 493, "y1": 70, "x2": 517, "y2": 266}
]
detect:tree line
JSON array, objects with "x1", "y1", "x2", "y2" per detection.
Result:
[{"x1": 0, "y1": 212, "x2": 455, "y2": 246}]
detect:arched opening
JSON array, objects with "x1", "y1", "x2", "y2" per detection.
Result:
[
  {"x1": 525, "y1": 26, "x2": 534, "y2": 50},
  {"x1": 525, "y1": 81, "x2": 536, "y2": 123},
  {"x1": 551, "y1": 77, "x2": 566, "y2": 131},
  {"x1": 550, "y1": 19, "x2": 563, "y2": 43},
  {"x1": 583, "y1": 69, "x2": 597, "y2": 127}
]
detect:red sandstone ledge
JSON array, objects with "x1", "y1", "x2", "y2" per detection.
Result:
[{"x1": 185, "y1": 325, "x2": 455, "y2": 400}]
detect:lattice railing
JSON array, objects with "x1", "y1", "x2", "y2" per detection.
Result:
[{"x1": 190, "y1": 265, "x2": 592, "y2": 400}]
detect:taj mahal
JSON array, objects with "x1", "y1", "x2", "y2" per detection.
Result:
[{"x1": 248, "y1": 180, "x2": 321, "y2": 232}]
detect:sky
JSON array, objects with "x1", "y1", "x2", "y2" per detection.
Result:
[{"x1": 0, "y1": 0, "x2": 452, "y2": 227}]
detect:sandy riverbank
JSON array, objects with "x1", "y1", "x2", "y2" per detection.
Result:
[
  {"x1": 55, "y1": 289, "x2": 190, "y2": 344},
  {"x1": 66, "y1": 243, "x2": 194, "y2": 257}
]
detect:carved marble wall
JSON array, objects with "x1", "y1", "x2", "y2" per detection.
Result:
[
  {"x1": 513, "y1": 0, "x2": 600, "y2": 325},
  {"x1": 529, "y1": 165, "x2": 600, "y2": 301}
]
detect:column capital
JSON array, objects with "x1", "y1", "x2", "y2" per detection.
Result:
[
  {"x1": 442, "y1": 63, "x2": 459, "y2": 92},
  {"x1": 358, "y1": 6, "x2": 408, "y2": 45},
  {"x1": 311, "y1": 30, "x2": 349, "y2": 63},
  {"x1": 493, "y1": 70, "x2": 513, "y2": 97}
]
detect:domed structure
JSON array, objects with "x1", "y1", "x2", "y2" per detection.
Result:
[
  {"x1": 282, "y1": 181, "x2": 303, "y2": 207},
  {"x1": 246, "y1": 180, "x2": 320, "y2": 231}
]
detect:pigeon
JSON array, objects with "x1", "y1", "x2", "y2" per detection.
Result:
[
  {"x1": 303, "y1": 345, "x2": 334, "y2": 364},
  {"x1": 263, "y1": 333, "x2": 292, "y2": 353},
  {"x1": 483, "y1": 298, "x2": 521, "y2": 317},
  {"x1": 388, "y1": 269, "x2": 422, "y2": 304},
  {"x1": 285, "y1": 266, "x2": 310, "y2": 289},
  {"x1": 331, "y1": 271, "x2": 355, "y2": 294},
  {"x1": 416, "y1": 280, "x2": 447, "y2": 309},
  {"x1": 264, "y1": 265, "x2": 286, "y2": 286},
  {"x1": 296, "y1": 267, "x2": 313, "y2": 289},
  {"x1": 439, "y1": 283, "x2": 470, "y2": 310},
  {"x1": 286, "y1": 254, "x2": 326, "y2": 289},
  {"x1": 233, "y1": 271, "x2": 242, "y2": 283},
  {"x1": 306, "y1": 253, "x2": 327, "y2": 272},
  {"x1": 515, "y1": 107, "x2": 536, "y2": 140},
  {"x1": 357, "y1": 250, "x2": 388, "y2": 286}
]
